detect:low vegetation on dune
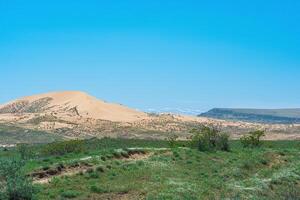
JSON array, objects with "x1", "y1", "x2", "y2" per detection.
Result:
[
  {"x1": 0, "y1": 128, "x2": 300, "y2": 200},
  {"x1": 0, "y1": 124, "x2": 63, "y2": 145}
]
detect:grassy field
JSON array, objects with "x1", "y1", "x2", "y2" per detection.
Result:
[{"x1": 1, "y1": 138, "x2": 300, "y2": 200}]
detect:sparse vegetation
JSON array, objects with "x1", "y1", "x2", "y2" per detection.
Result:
[
  {"x1": 0, "y1": 124, "x2": 63, "y2": 144},
  {"x1": 0, "y1": 138, "x2": 299, "y2": 200}
]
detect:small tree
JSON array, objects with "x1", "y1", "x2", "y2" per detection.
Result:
[
  {"x1": 190, "y1": 126, "x2": 230, "y2": 152},
  {"x1": 240, "y1": 130, "x2": 265, "y2": 148}
]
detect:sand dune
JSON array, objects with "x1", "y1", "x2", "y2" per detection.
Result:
[{"x1": 0, "y1": 91, "x2": 148, "y2": 122}]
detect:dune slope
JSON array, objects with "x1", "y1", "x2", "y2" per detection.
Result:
[{"x1": 0, "y1": 91, "x2": 148, "y2": 122}]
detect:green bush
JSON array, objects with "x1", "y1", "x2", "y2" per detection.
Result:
[
  {"x1": 216, "y1": 133, "x2": 230, "y2": 151},
  {"x1": 167, "y1": 134, "x2": 179, "y2": 148},
  {"x1": 112, "y1": 151, "x2": 122, "y2": 158},
  {"x1": 190, "y1": 126, "x2": 230, "y2": 152},
  {"x1": 61, "y1": 190, "x2": 81, "y2": 198},
  {"x1": 40, "y1": 140, "x2": 85, "y2": 156},
  {"x1": 88, "y1": 172, "x2": 100, "y2": 179},
  {"x1": 0, "y1": 158, "x2": 34, "y2": 200},
  {"x1": 240, "y1": 130, "x2": 265, "y2": 148},
  {"x1": 90, "y1": 185, "x2": 107, "y2": 193},
  {"x1": 96, "y1": 166, "x2": 105, "y2": 173}
]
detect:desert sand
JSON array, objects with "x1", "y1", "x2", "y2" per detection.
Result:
[{"x1": 0, "y1": 91, "x2": 149, "y2": 122}]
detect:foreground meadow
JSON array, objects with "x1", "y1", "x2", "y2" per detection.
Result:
[{"x1": 1, "y1": 138, "x2": 300, "y2": 200}]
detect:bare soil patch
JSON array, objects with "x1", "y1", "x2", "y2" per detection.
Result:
[{"x1": 32, "y1": 151, "x2": 152, "y2": 184}]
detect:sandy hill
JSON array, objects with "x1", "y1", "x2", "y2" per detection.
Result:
[{"x1": 0, "y1": 91, "x2": 148, "y2": 122}]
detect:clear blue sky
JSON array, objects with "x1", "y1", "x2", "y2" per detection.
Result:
[{"x1": 1, "y1": 0, "x2": 300, "y2": 114}]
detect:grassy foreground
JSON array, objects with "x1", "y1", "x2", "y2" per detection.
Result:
[{"x1": 1, "y1": 138, "x2": 300, "y2": 200}]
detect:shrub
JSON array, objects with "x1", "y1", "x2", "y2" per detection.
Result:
[
  {"x1": 167, "y1": 134, "x2": 179, "y2": 148},
  {"x1": 90, "y1": 185, "x2": 107, "y2": 193},
  {"x1": 112, "y1": 151, "x2": 122, "y2": 158},
  {"x1": 61, "y1": 190, "x2": 81, "y2": 198},
  {"x1": 57, "y1": 163, "x2": 65, "y2": 171},
  {"x1": 216, "y1": 133, "x2": 230, "y2": 151},
  {"x1": 40, "y1": 140, "x2": 85, "y2": 156},
  {"x1": 69, "y1": 161, "x2": 79, "y2": 168},
  {"x1": 190, "y1": 126, "x2": 230, "y2": 152},
  {"x1": 0, "y1": 158, "x2": 34, "y2": 200},
  {"x1": 240, "y1": 130, "x2": 265, "y2": 148},
  {"x1": 96, "y1": 166, "x2": 105, "y2": 173},
  {"x1": 88, "y1": 172, "x2": 100, "y2": 179},
  {"x1": 172, "y1": 150, "x2": 180, "y2": 158},
  {"x1": 100, "y1": 156, "x2": 106, "y2": 161}
]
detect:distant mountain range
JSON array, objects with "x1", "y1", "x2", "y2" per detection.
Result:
[{"x1": 199, "y1": 108, "x2": 300, "y2": 124}]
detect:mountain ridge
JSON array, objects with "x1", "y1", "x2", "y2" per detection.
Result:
[{"x1": 199, "y1": 108, "x2": 300, "y2": 124}]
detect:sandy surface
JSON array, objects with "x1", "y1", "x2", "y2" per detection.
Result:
[{"x1": 0, "y1": 91, "x2": 148, "y2": 122}]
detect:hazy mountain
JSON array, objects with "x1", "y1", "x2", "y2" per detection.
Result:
[{"x1": 199, "y1": 108, "x2": 300, "y2": 124}]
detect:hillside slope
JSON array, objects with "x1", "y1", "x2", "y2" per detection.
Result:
[
  {"x1": 199, "y1": 108, "x2": 300, "y2": 124},
  {"x1": 0, "y1": 91, "x2": 148, "y2": 122}
]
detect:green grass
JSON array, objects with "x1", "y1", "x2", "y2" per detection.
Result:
[{"x1": 1, "y1": 138, "x2": 300, "y2": 200}]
